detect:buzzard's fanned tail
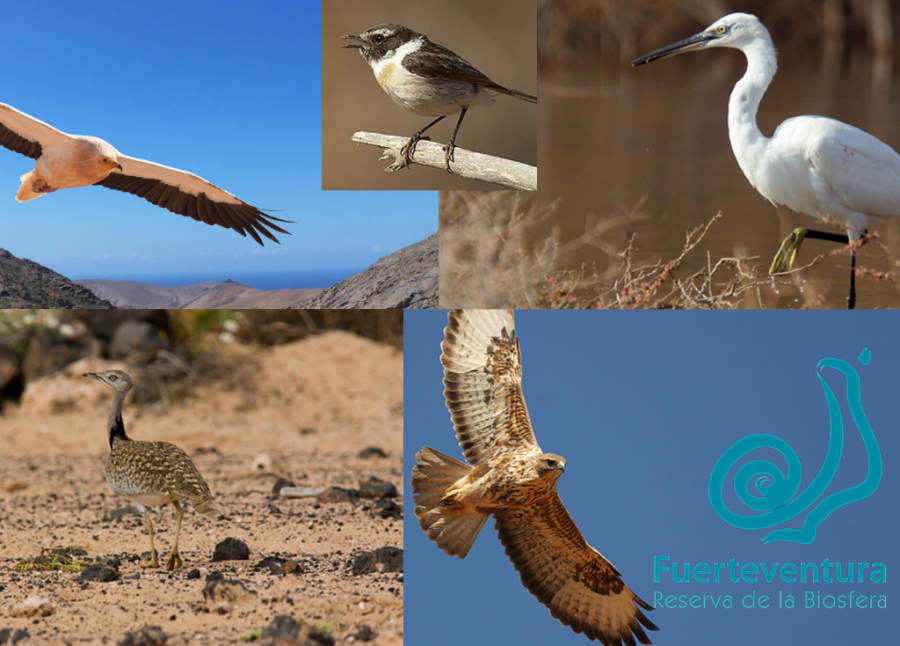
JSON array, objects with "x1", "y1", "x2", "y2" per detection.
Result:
[{"x1": 412, "y1": 447, "x2": 488, "y2": 559}]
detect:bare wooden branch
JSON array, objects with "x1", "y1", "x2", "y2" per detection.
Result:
[{"x1": 351, "y1": 131, "x2": 537, "y2": 190}]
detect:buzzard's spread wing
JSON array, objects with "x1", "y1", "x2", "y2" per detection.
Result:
[
  {"x1": 441, "y1": 309, "x2": 539, "y2": 465},
  {"x1": 496, "y1": 495, "x2": 658, "y2": 646}
]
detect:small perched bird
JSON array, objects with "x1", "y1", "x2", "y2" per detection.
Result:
[
  {"x1": 0, "y1": 103, "x2": 291, "y2": 246},
  {"x1": 84, "y1": 370, "x2": 221, "y2": 570},
  {"x1": 343, "y1": 24, "x2": 537, "y2": 172}
]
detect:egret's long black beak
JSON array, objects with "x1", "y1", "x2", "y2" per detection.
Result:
[
  {"x1": 631, "y1": 30, "x2": 719, "y2": 66},
  {"x1": 342, "y1": 34, "x2": 365, "y2": 50}
]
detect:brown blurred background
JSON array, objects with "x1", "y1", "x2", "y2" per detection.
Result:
[
  {"x1": 322, "y1": 0, "x2": 537, "y2": 191},
  {"x1": 441, "y1": 0, "x2": 900, "y2": 308}
]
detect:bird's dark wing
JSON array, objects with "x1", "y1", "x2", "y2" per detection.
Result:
[
  {"x1": 495, "y1": 496, "x2": 658, "y2": 646},
  {"x1": 441, "y1": 309, "x2": 540, "y2": 466},
  {"x1": 94, "y1": 155, "x2": 292, "y2": 246},
  {"x1": 0, "y1": 103, "x2": 73, "y2": 160},
  {"x1": 403, "y1": 41, "x2": 514, "y2": 93}
]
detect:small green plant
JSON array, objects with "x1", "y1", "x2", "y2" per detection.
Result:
[
  {"x1": 240, "y1": 626, "x2": 263, "y2": 641},
  {"x1": 14, "y1": 547, "x2": 93, "y2": 572}
]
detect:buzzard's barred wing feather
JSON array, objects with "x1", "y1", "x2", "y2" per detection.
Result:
[
  {"x1": 495, "y1": 498, "x2": 658, "y2": 646},
  {"x1": 95, "y1": 155, "x2": 292, "y2": 246},
  {"x1": 441, "y1": 309, "x2": 539, "y2": 466}
]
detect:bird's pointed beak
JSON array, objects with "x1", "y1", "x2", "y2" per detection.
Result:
[
  {"x1": 342, "y1": 34, "x2": 364, "y2": 49},
  {"x1": 114, "y1": 162, "x2": 123, "y2": 171},
  {"x1": 631, "y1": 30, "x2": 719, "y2": 66},
  {"x1": 83, "y1": 372, "x2": 98, "y2": 379}
]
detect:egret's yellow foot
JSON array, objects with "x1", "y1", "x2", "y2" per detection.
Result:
[{"x1": 769, "y1": 228, "x2": 808, "y2": 274}]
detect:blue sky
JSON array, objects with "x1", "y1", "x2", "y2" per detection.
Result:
[
  {"x1": 405, "y1": 310, "x2": 900, "y2": 645},
  {"x1": 0, "y1": 1, "x2": 435, "y2": 281}
]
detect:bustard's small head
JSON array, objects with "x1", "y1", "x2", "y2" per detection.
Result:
[{"x1": 83, "y1": 370, "x2": 134, "y2": 395}]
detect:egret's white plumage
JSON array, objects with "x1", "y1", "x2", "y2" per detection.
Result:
[
  {"x1": 0, "y1": 103, "x2": 291, "y2": 245},
  {"x1": 632, "y1": 13, "x2": 900, "y2": 308}
]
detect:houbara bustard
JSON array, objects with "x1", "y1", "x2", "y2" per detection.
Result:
[{"x1": 85, "y1": 370, "x2": 221, "y2": 570}]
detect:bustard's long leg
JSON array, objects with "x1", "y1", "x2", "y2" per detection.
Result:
[
  {"x1": 140, "y1": 508, "x2": 160, "y2": 569},
  {"x1": 167, "y1": 501, "x2": 184, "y2": 571}
]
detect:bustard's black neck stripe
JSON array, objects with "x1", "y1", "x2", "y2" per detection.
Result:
[{"x1": 109, "y1": 413, "x2": 130, "y2": 449}]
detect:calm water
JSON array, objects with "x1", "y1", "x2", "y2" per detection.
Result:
[
  {"x1": 71, "y1": 270, "x2": 360, "y2": 291},
  {"x1": 537, "y1": 43, "x2": 900, "y2": 308}
]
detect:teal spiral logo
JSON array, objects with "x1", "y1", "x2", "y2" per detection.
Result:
[{"x1": 709, "y1": 349, "x2": 881, "y2": 544}]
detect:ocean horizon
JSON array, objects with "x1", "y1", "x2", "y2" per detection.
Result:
[{"x1": 71, "y1": 269, "x2": 362, "y2": 292}]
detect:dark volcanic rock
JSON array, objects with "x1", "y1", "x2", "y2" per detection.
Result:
[
  {"x1": 354, "y1": 625, "x2": 374, "y2": 642},
  {"x1": 255, "y1": 556, "x2": 287, "y2": 575},
  {"x1": 372, "y1": 499, "x2": 402, "y2": 519},
  {"x1": 77, "y1": 562, "x2": 120, "y2": 583},
  {"x1": 351, "y1": 546, "x2": 403, "y2": 575},
  {"x1": 357, "y1": 446, "x2": 387, "y2": 459},
  {"x1": 186, "y1": 569, "x2": 201, "y2": 580},
  {"x1": 201, "y1": 579, "x2": 256, "y2": 614},
  {"x1": 0, "y1": 248, "x2": 113, "y2": 308},
  {"x1": 260, "y1": 615, "x2": 334, "y2": 646},
  {"x1": 358, "y1": 476, "x2": 397, "y2": 499},
  {"x1": 271, "y1": 477, "x2": 295, "y2": 494},
  {"x1": 0, "y1": 628, "x2": 30, "y2": 644},
  {"x1": 316, "y1": 486, "x2": 358, "y2": 504},
  {"x1": 293, "y1": 233, "x2": 437, "y2": 309},
  {"x1": 211, "y1": 537, "x2": 250, "y2": 562},
  {"x1": 118, "y1": 625, "x2": 167, "y2": 646}
]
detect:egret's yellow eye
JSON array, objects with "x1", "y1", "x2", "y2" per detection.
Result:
[{"x1": 716, "y1": 25, "x2": 727, "y2": 34}]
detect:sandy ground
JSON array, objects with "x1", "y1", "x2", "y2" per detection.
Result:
[{"x1": 0, "y1": 331, "x2": 403, "y2": 645}]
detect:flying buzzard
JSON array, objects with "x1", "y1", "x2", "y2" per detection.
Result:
[{"x1": 411, "y1": 309, "x2": 658, "y2": 646}]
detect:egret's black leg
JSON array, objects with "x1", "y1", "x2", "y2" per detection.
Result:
[
  {"x1": 443, "y1": 106, "x2": 468, "y2": 173},
  {"x1": 401, "y1": 116, "x2": 446, "y2": 168},
  {"x1": 848, "y1": 250, "x2": 857, "y2": 310}
]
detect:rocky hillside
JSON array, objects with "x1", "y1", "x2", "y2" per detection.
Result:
[
  {"x1": 74, "y1": 279, "x2": 220, "y2": 308},
  {"x1": 0, "y1": 249, "x2": 113, "y2": 309},
  {"x1": 295, "y1": 233, "x2": 438, "y2": 309},
  {"x1": 77, "y1": 278, "x2": 321, "y2": 309}
]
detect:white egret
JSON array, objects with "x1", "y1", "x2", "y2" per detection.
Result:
[{"x1": 631, "y1": 13, "x2": 900, "y2": 309}]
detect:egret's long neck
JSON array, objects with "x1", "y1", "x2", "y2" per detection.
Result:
[
  {"x1": 107, "y1": 389, "x2": 130, "y2": 450},
  {"x1": 728, "y1": 34, "x2": 777, "y2": 186}
]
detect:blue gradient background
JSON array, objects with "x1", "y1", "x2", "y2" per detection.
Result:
[{"x1": 405, "y1": 310, "x2": 900, "y2": 645}]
